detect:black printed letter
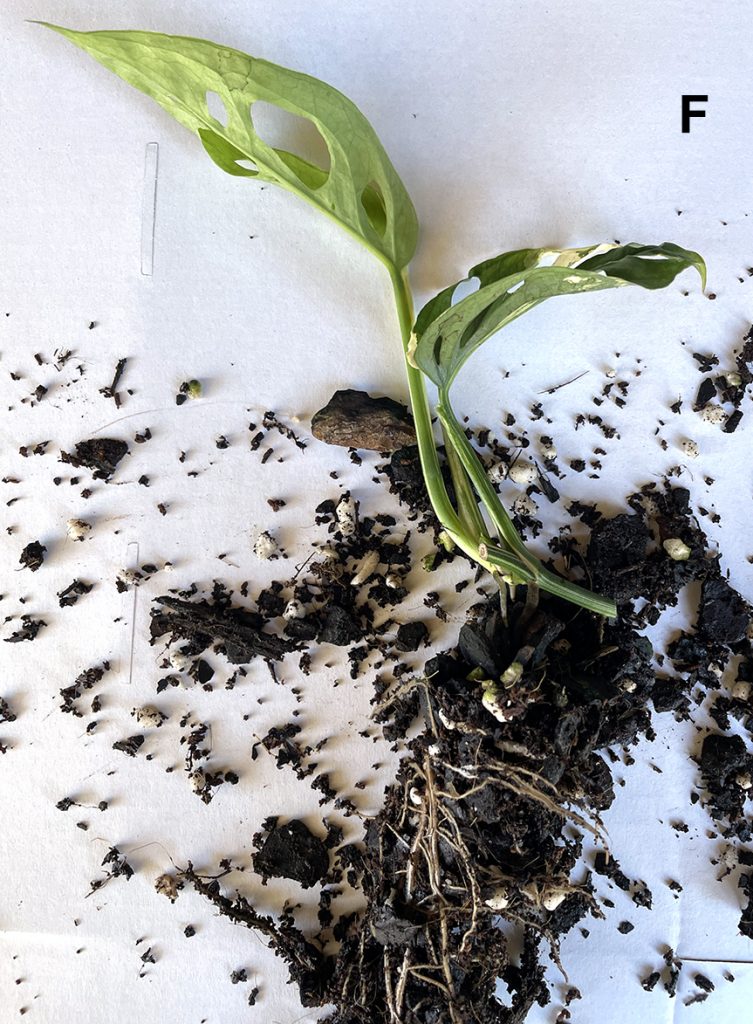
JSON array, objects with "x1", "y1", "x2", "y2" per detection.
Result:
[{"x1": 682, "y1": 95, "x2": 707, "y2": 133}]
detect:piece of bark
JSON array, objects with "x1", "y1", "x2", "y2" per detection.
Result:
[
  {"x1": 151, "y1": 595, "x2": 299, "y2": 664},
  {"x1": 311, "y1": 389, "x2": 416, "y2": 452}
]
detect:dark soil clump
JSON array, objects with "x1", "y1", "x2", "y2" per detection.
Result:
[
  {"x1": 19, "y1": 540, "x2": 47, "y2": 571},
  {"x1": 58, "y1": 579, "x2": 94, "y2": 607},
  {"x1": 698, "y1": 577, "x2": 750, "y2": 644},
  {"x1": 394, "y1": 620, "x2": 428, "y2": 652},
  {"x1": 253, "y1": 818, "x2": 330, "y2": 889},
  {"x1": 60, "y1": 437, "x2": 129, "y2": 480},
  {"x1": 4, "y1": 615, "x2": 46, "y2": 643}
]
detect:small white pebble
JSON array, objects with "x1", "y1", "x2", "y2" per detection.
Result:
[
  {"x1": 189, "y1": 769, "x2": 206, "y2": 794},
  {"x1": 488, "y1": 462, "x2": 507, "y2": 484},
  {"x1": 169, "y1": 649, "x2": 191, "y2": 673},
  {"x1": 283, "y1": 599, "x2": 304, "y2": 621},
  {"x1": 485, "y1": 888, "x2": 510, "y2": 911},
  {"x1": 541, "y1": 888, "x2": 568, "y2": 912},
  {"x1": 731, "y1": 680, "x2": 751, "y2": 702},
  {"x1": 680, "y1": 438, "x2": 699, "y2": 459},
  {"x1": 540, "y1": 441, "x2": 557, "y2": 461},
  {"x1": 701, "y1": 404, "x2": 727, "y2": 426},
  {"x1": 438, "y1": 709, "x2": 458, "y2": 731},
  {"x1": 134, "y1": 705, "x2": 166, "y2": 728},
  {"x1": 725, "y1": 371, "x2": 742, "y2": 387},
  {"x1": 621, "y1": 678, "x2": 637, "y2": 693},
  {"x1": 512, "y1": 494, "x2": 538, "y2": 517},
  {"x1": 253, "y1": 530, "x2": 278, "y2": 559},
  {"x1": 335, "y1": 493, "x2": 358, "y2": 536},
  {"x1": 351, "y1": 550, "x2": 380, "y2": 587},
  {"x1": 66, "y1": 518, "x2": 91, "y2": 542},
  {"x1": 508, "y1": 461, "x2": 537, "y2": 486},
  {"x1": 663, "y1": 538, "x2": 691, "y2": 561},
  {"x1": 385, "y1": 572, "x2": 403, "y2": 589},
  {"x1": 735, "y1": 772, "x2": 752, "y2": 791},
  {"x1": 409, "y1": 787, "x2": 423, "y2": 807},
  {"x1": 605, "y1": 367, "x2": 617, "y2": 379}
]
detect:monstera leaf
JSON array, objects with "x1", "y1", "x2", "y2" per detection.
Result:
[
  {"x1": 412, "y1": 242, "x2": 706, "y2": 390},
  {"x1": 40, "y1": 25, "x2": 418, "y2": 270}
]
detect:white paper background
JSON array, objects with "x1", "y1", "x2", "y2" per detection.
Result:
[{"x1": 2, "y1": 1, "x2": 753, "y2": 1021}]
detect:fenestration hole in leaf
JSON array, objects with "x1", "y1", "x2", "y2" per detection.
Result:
[
  {"x1": 197, "y1": 128, "x2": 259, "y2": 177},
  {"x1": 433, "y1": 333, "x2": 443, "y2": 368},
  {"x1": 458, "y1": 309, "x2": 487, "y2": 350},
  {"x1": 361, "y1": 180, "x2": 387, "y2": 238},
  {"x1": 452, "y1": 277, "x2": 480, "y2": 303},
  {"x1": 251, "y1": 101, "x2": 331, "y2": 182},
  {"x1": 205, "y1": 90, "x2": 229, "y2": 127}
]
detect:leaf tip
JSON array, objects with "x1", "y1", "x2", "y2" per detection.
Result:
[
  {"x1": 29, "y1": 20, "x2": 65, "y2": 32},
  {"x1": 30, "y1": 21, "x2": 83, "y2": 43}
]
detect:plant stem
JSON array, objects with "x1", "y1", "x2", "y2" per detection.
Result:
[
  {"x1": 483, "y1": 541, "x2": 616, "y2": 617},
  {"x1": 388, "y1": 266, "x2": 462, "y2": 538},
  {"x1": 388, "y1": 264, "x2": 617, "y2": 620},
  {"x1": 437, "y1": 397, "x2": 540, "y2": 574},
  {"x1": 440, "y1": 397, "x2": 616, "y2": 616},
  {"x1": 441, "y1": 423, "x2": 488, "y2": 542}
]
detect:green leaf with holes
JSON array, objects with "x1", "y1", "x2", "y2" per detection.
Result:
[
  {"x1": 411, "y1": 242, "x2": 706, "y2": 390},
  {"x1": 577, "y1": 241, "x2": 706, "y2": 289},
  {"x1": 39, "y1": 24, "x2": 418, "y2": 270}
]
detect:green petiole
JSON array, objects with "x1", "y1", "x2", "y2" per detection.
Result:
[
  {"x1": 387, "y1": 267, "x2": 461, "y2": 541},
  {"x1": 392, "y1": 266, "x2": 618, "y2": 616}
]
